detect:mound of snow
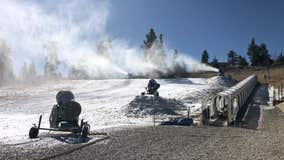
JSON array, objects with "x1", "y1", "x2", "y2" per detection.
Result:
[
  {"x1": 125, "y1": 95, "x2": 186, "y2": 117},
  {"x1": 207, "y1": 76, "x2": 236, "y2": 88}
]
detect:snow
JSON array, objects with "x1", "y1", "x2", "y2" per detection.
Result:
[
  {"x1": 207, "y1": 75, "x2": 236, "y2": 88},
  {"x1": 126, "y1": 96, "x2": 187, "y2": 116},
  {"x1": 0, "y1": 76, "x2": 234, "y2": 145}
]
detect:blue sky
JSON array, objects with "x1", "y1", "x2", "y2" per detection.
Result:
[{"x1": 107, "y1": 0, "x2": 284, "y2": 62}]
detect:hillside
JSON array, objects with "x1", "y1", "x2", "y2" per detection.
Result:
[
  {"x1": 0, "y1": 77, "x2": 233, "y2": 145},
  {"x1": 224, "y1": 65, "x2": 284, "y2": 84}
]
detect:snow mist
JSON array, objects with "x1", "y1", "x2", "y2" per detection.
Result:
[{"x1": 0, "y1": 0, "x2": 218, "y2": 81}]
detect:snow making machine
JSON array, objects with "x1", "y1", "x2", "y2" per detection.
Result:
[
  {"x1": 141, "y1": 79, "x2": 160, "y2": 97},
  {"x1": 29, "y1": 91, "x2": 90, "y2": 139}
]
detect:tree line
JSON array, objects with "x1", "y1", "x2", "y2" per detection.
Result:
[{"x1": 201, "y1": 38, "x2": 284, "y2": 68}]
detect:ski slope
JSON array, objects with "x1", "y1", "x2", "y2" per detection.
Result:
[{"x1": 0, "y1": 77, "x2": 232, "y2": 144}]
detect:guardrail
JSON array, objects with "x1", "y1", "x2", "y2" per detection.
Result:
[{"x1": 201, "y1": 75, "x2": 258, "y2": 125}]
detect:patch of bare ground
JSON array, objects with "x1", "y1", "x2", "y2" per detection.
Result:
[{"x1": 224, "y1": 65, "x2": 284, "y2": 84}]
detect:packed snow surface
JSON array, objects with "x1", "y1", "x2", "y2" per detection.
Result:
[
  {"x1": 0, "y1": 76, "x2": 234, "y2": 144},
  {"x1": 126, "y1": 96, "x2": 187, "y2": 117}
]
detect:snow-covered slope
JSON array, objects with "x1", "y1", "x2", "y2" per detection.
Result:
[{"x1": 0, "y1": 76, "x2": 234, "y2": 144}]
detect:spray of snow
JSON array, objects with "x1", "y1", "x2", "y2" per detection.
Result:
[{"x1": 0, "y1": 0, "x2": 217, "y2": 80}]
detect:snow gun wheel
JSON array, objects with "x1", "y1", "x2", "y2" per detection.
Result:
[
  {"x1": 81, "y1": 122, "x2": 91, "y2": 139},
  {"x1": 29, "y1": 127, "x2": 39, "y2": 138},
  {"x1": 79, "y1": 119, "x2": 90, "y2": 139},
  {"x1": 81, "y1": 125, "x2": 90, "y2": 138}
]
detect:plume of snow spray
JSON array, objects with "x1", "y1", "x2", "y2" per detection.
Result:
[{"x1": 0, "y1": 0, "x2": 218, "y2": 81}]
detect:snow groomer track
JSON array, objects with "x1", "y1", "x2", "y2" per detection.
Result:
[{"x1": 202, "y1": 75, "x2": 258, "y2": 125}]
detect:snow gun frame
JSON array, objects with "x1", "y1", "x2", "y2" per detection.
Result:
[
  {"x1": 29, "y1": 115, "x2": 90, "y2": 139},
  {"x1": 141, "y1": 87, "x2": 159, "y2": 97}
]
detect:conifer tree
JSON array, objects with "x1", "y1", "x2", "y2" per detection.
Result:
[
  {"x1": 247, "y1": 38, "x2": 259, "y2": 66},
  {"x1": 201, "y1": 50, "x2": 209, "y2": 64},
  {"x1": 227, "y1": 50, "x2": 238, "y2": 66}
]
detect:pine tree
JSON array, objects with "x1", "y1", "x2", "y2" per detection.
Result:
[
  {"x1": 173, "y1": 49, "x2": 178, "y2": 60},
  {"x1": 247, "y1": 38, "x2": 259, "y2": 66},
  {"x1": 259, "y1": 43, "x2": 272, "y2": 66},
  {"x1": 201, "y1": 50, "x2": 209, "y2": 64},
  {"x1": 247, "y1": 38, "x2": 273, "y2": 67},
  {"x1": 143, "y1": 28, "x2": 157, "y2": 50},
  {"x1": 172, "y1": 49, "x2": 187, "y2": 76},
  {"x1": 159, "y1": 34, "x2": 164, "y2": 47},
  {"x1": 156, "y1": 33, "x2": 166, "y2": 68},
  {"x1": 227, "y1": 50, "x2": 238, "y2": 66},
  {"x1": 143, "y1": 28, "x2": 167, "y2": 74},
  {"x1": 143, "y1": 28, "x2": 157, "y2": 61}
]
